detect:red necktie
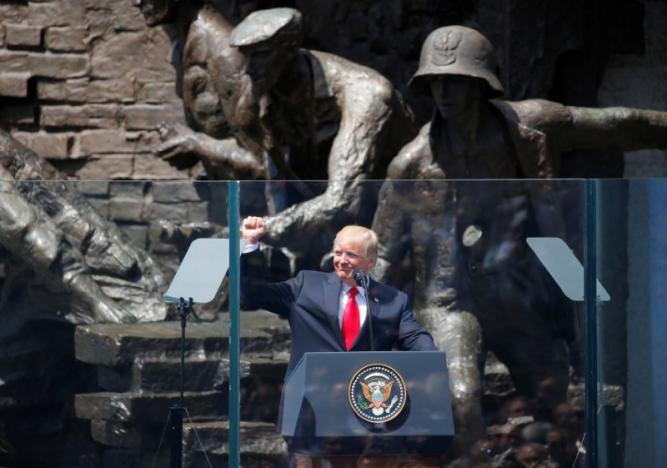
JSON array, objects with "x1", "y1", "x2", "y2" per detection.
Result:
[{"x1": 341, "y1": 287, "x2": 360, "y2": 351}]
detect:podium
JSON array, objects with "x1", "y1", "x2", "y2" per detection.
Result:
[{"x1": 280, "y1": 351, "x2": 454, "y2": 456}]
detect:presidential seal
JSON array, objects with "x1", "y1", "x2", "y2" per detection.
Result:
[{"x1": 348, "y1": 364, "x2": 407, "y2": 424}]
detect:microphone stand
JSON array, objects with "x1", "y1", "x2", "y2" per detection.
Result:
[
  {"x1": 168, "y1": 296, "x2": 200, "y2": 468},
  {"x1": 354, "y1": 270, "x2": 375, "y2": 351}
]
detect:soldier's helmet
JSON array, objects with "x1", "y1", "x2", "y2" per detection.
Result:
[{"x1": 409, "y1": 26, "x2": 503, "y2": 97}]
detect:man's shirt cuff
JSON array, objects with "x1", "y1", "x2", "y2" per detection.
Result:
[{"x1": 242, "y1": 242, "x2": 259, "y2": 254}]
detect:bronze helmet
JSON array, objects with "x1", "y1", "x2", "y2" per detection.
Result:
[{"x1": 409, "y1": 26, "x2": 503, "y2": 97}]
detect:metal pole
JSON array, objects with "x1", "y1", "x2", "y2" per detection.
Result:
[
  {"x1": 228, "y1": 182, "x2": 241, "y2": 468},
  {"x1": 168, "y1": 406, "x2": 183, "y2": 468},
  {"x1": 584, "y1": 179, "x2": 598, "y2": 468},
  {"x1": 180, "y1": 298, "x2": 187, "y2": 408}
]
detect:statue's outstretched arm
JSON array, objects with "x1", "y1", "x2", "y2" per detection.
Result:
[
  {"x1": 262, "y1": 80, "x2": 394, "y2": 249},
  {"x1": 0, "y1": 130, "x2": 167, "y2": 323},
  {"x1": 158, "y1": 125, "x2": 265, "y2": 179},
  {"x1": 563, "y1": 106, "x2": 667, "y2": 152}
]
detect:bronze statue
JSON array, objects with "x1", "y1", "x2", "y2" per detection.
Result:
[
  {"x1": 0, "y1": 130, "x2": 167, "y2": 325},
  {"x1": 372, "y1": 25, "x2": 667, "y2": 450},
  {"x1": 218, "y1": 8, "x2": 417, "y2": 262},
  {"x1": 137, "y1": 0, "x2": 267, "y2": 181}
]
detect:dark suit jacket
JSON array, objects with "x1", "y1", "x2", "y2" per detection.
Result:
[{"x1": 241, "y1": 250, "x2": 436, "y2": 377}]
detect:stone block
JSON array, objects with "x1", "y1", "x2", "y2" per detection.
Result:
[
  {"x1": 72, "y1": 130, "x2": 160, "y2": 157},
  {"x1": 73, "y1": 155, "x2": 134, "y2": 179},
  {"x1": 90, "y1": 30, "x2": 174, "y2": 81},
  {"x1": 132, "y1": 153, "x2": 187, "y2": 180},
  {"x1": 0, "y1": 50, "x2": 89, "y2": 79},
  {"x1": 242, "y1": 356, "x2": 289, "y2": 382},
  {"x1": 45, "y1": 27, "x2": 87, "y2": 52},
  {"x1": 41, "y1": 104, "x2": 121, "y2": 129},
  {"x1": 77, "y1": 180, "x2": 110, "y2": 196},
  {"x1": 109, "y1": 180, "x2": 146, "y2": 198},
  {"x1": 152, "y1": 182, "x2": 201, "y2": 203},
  {"x1": 74, "y1": 312, "x2": 290, "y2": 367},
  {"x1": 0, "y1": 5, "x2": 27, "y2": 23},
  {"x1": 136, "y1": 82, "x2": 176, "y2": 104},
  {"x1": 91, "y1": 420, "x2": 142, "y2": 449},
  {"x1": 98, "y1": 358, "x2": 224, "y2": 393},
  {"x1": 95, "y1": 355, "x2": 286, "y2": 394},
  {"x1": 111, "y1": 7, "x2": 145, "y2": 33},
  {"x1": 86, "y1": 0, "x2": 145, "y2": 35},
  {"x1": 145, "y1": 202, "x2": 189, "y2": 222},
  {"x1": 0, "y1": 72, "x2": 30, "y2": 97},
  {"x1": 187, "y1": 202, "x2": 210, "y2": 222},
  {"x1": 25, "y1": 1, "x2": 86, "y2": 28},
  {"x1": 123, "y1": 104, "x2": 181, "y2": 130},
  {"x1": 108, "y1": 197, "x2": 144, "y2": 221},
  {"x1": 182, "y1": 421, "x2": 288, "y2": 466},
  {"x1": 74, "y1": 320, "x2": 226, "y2": 367},
  {"x1": 0, "y1": 24, "x2": 5, "y2": 48},
  {"x1": 38, "y1": 78, "x2": 136, "y2": 104},
  {"x1": 74, "y1": 390, "x2": 225, "y2": 424},
  {"x1": 5, "y1": 24, "x2": 42, "y2": 47},
  {"x1": 38, "y1": 78, "x2": 85, "y2": 101},
  {"x1": 11, "y1": 131, "x2": 70, "y2": 159}
]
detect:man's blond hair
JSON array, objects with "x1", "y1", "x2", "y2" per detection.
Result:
[{"x1": 333, "y1": 225, "x2": 378, "y2": 261}]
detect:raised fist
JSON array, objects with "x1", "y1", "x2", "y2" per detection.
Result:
[{"x1": 241, "y1": 216, "x2": 266, "y2": 244}]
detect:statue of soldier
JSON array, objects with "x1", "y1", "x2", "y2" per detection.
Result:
[
  {"x1": 138, "y1": 0, "x2": 266, "y2": 181},
  {"x1": 154, "y1": 4, "x2": 267, "y2": 180},
  {"x1": 221, "y1": 8, "x2": 417, "y2": 264},
  {"x1": 372, "y1": 25, "x2": 667, "y2": 451}
]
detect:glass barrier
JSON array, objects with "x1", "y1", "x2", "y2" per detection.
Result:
[
  {"x1": 596, "y1": 179, "x2": 667, "y2": 468},
  {"x1": 236, "y1": 178, "x2": 590, "y2": 467},
  {"x1": 4, "y1": 178, "x2": 665, "y2": 468}
]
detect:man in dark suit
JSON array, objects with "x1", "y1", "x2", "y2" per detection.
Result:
[
  {"x1": 241, "y1": 216, "x2": 438, "y2": 466},
  {"x1": 241, "y1": 216, "x2": 436, "y2": 378}
]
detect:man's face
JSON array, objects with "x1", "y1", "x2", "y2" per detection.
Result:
[
  {"x1": 138, "y1": 0, "x2": 179, "y2": 26},
  {"x1": 183, "y1": 64, "x2": 228, "y2": 138},
  {"x1": 553, "y1": 403, "x2": 579, "y2": 431},
  {"x1": 515, "y1": 443, "x2": 548, "y2": 468},
  {"x1": 429, "y1": 74, "x2": 484, "y2": 118},
  {"x1": 332, "y1": 240, "x2": 374, "y2": 286},
  {"x1": 242, "y1": 41, "x2": 291, "y2": 91},
  {"x1": 503, "y1": 396, "x2": 531, "y2": 420}
]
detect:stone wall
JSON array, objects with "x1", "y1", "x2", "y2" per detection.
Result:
[
  {"x1": 78, "y1": 180, "x2": 223, "y2": 272},
  {"x1": 0, "y1": 0, "x2": 186, "y2": 180}
]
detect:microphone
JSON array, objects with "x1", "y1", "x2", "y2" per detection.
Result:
[
  {"x1": 353, "y1": 268, "x2": 375, "y2": 351},
  {"x1": 353, "y1": 269, "x2": 365, "y2": 287}
]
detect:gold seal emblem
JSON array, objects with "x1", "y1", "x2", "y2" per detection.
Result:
[{"x1": 348, "y1": 363, "x2": 407, "y2": 424}]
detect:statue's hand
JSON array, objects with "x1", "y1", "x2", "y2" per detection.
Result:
[{"x1": 156, "y1": 124, "x2": 202, "y2": 168}]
